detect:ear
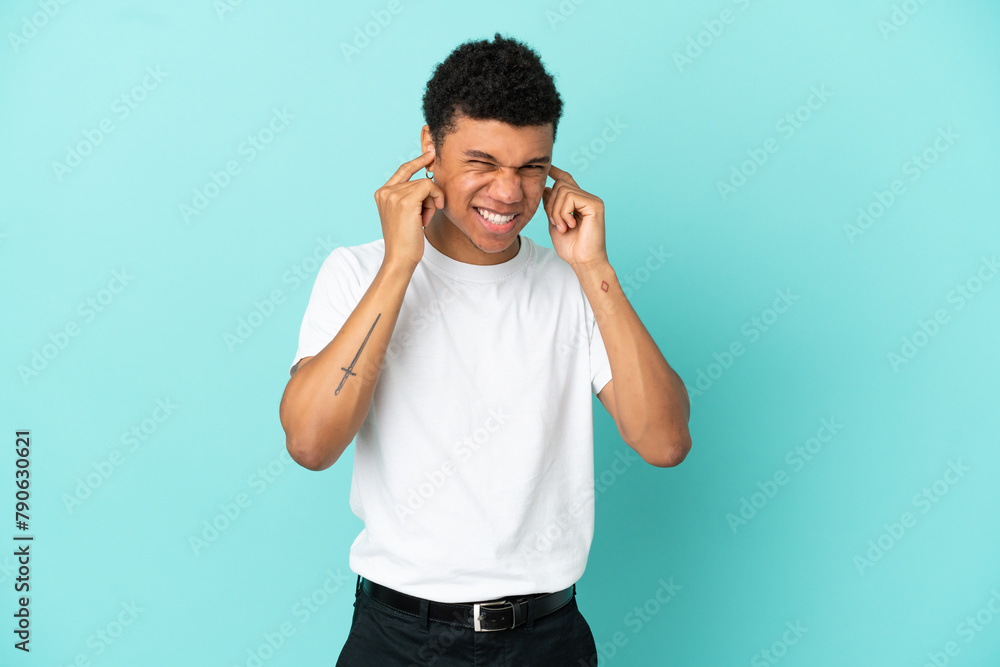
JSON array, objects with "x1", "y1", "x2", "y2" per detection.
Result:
[{"x1": 420, "y1": 125, "x2": 435, "y2": 156}]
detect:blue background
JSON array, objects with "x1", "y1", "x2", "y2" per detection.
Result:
[{"x1": 2, "y1": 0, "x2": 999, "y2": 665}]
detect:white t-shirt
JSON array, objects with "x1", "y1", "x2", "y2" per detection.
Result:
[{"x1": 290, "y1": 232, "x2": 613, "y2": 603}]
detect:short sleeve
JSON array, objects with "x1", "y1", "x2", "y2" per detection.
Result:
[
  {"x1": 289, "y1": 247, "x2": 360, "y2": 376},
  {"x1": 586, "y1": 295, "x2": 613, "y2": 396}
]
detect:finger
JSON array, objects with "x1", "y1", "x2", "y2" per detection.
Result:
[
  {"x1": 547, "y1": 164, "x2": 579, "y2": 188},
  {"x1": 404, "y1": 177, "x2": 445, "y2": 211},
  {"x1": 421, "y1": 196, "x2": 436, "y2": 227},
  {"x1": 542, "y1": 185, "x2": 557, "y2": 231},
  {"x1": 555, "y1": 187, "x2": 579, "y2": 231},
  {"x1": 546, "y1": 182, "x2": 573, "y2": 232},
  {"x1": 385, "y1": 148, "x2": 437, "y2": 187},
  {"x1": 543, "y1": 182, "x2": 562, "y2": 229},
  {"x1": 382, "y1": 178, "x2": 445, "y2": 220},
  {"x1": 557, "y1": 191, "x2": 575, "y2": 231}
]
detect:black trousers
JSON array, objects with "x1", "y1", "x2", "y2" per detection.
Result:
[{"x1": 335, "y1": 576, "x2": 599, "y2": 666}]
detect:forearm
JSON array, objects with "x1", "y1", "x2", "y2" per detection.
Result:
[
  {"x1": 574, "y1": 259, "x2": 691, "y2": 464},
  {"x1": 279, "y1": 260, "x2": 413, "y2": 471}
]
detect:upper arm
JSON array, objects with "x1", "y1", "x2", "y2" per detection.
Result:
[
  {"x1": 598, "y1": 380, "x2": 639, "y2": 451},
  {"x1": 597, "y1": 379, "x2": 618, "y2": 426},
  {"x1": 290, "y1": 356, "x2": 314, "y2": 377},
  {"x1": 290, "y1": 247, "x2": 360, "y2": 379}
]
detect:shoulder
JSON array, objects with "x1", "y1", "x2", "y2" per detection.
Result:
[
  {"x1": 522, "y1": 236, "x2": 581, "y2": 284},
  {"x1": 325, "y1": 238, "x2": 385, "y2": 266},
  {"x1": 307, "y1": 239, "x2": 386, "y2": 303},
  {"x1": 521, "y1": 236, "x2": 576, "y2": 276},
  {"x1": 319, "y1": 238, "x2": 385, "y2": 277}
]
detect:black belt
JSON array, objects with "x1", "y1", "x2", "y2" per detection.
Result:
[{"x1": 359, "y1": 577, "x2": 576, "y2": 632}]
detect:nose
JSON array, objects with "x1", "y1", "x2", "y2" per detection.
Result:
[{"x1": 486, "y1": 168, "x2": 523, "y2": 205}]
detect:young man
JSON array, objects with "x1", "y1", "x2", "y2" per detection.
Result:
[{"x1": 279, "y1": 33, "x2": 691, "y2": 665}]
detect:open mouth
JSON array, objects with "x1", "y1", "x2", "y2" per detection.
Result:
[{"x1": 474, "y1": 206, "x2": 519, "y2": 229}]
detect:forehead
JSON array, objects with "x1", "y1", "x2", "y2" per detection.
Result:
[{"x1": 445, "y1": 114, "x2": 553, "y2": 162}]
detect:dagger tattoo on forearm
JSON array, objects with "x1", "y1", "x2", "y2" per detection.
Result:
[{"x1": 335, "y1": 313, "x2": 381, "y2": 395}]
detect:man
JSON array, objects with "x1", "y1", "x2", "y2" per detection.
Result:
[{"x1": 279, "y1": 33, "x2": 691, "y2": 666}]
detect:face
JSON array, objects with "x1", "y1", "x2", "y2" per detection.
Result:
[{"x1": 422, "y1": 113, "x2": 553, "y2": 264}]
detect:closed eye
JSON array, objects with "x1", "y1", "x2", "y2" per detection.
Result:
[{"x1": 470, "y1": 161, "x2": 546, "y2": 170}]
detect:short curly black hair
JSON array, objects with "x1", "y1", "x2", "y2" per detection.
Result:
[{"x1": 422, "y1": 33, "x2": 563, "y2": 152}]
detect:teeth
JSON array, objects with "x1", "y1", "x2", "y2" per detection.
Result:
[{"x1": 477, "y1": 207, "x2": 515, "y2": 224}]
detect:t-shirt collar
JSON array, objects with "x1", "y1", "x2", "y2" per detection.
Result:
[{"x1": 420, "y1": 233, "x2": 530, "y2": 282}]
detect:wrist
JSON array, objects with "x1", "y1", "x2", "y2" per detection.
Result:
[
  {"x1": 570, "y1": 255, "x2": 612, "y2": 275},
  {"x1": 381, "y1": 255, "x2": 419, "y2": 277}
]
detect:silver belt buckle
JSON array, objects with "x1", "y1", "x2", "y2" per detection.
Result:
[{"x1": 473, "y1": 600, "x2": 514, "y2": 632}]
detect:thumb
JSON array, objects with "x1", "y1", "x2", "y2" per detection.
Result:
[{"x1": 421, "y1": 194, "x2": 438, "y2": 227}]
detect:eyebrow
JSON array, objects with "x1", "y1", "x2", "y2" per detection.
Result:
[{"x1": 462, "y1": 149, "x2": 550, "y2": 166}]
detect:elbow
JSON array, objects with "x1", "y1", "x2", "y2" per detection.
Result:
[
  {"x1": 639, "y1": 430, "x2": 691, "y2": 468},
  {"x1": 280, "y1": 396, "x2": 342, "y2": 472},
  {"x1": 286, "y1": 437, "x2": 326, "y2": 471},
  {"x1": 285, "y1": 432, "x2": 343, "y2": 472},
  {"x1": 663, "y1": 434, "x2": 692, "y2": 467}
]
